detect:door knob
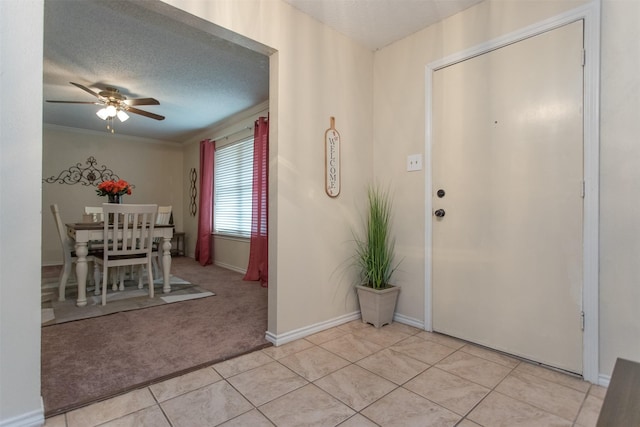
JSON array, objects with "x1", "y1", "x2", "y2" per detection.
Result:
[{"x1": 434, "y1": 209, "x2": 446, "y2": 218}]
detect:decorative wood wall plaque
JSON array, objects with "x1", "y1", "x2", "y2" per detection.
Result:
[{"x1": 324, "y1": 117, "x2": 341, "y2": 197}]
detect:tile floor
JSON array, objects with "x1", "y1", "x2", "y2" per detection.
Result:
[{"x1": 44, "y1": 320, "x2": 606, "y2": 427}]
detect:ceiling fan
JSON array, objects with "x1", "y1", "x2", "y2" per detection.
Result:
[{"x1": 47, "y1": 82, "x2": 165, "y2": 129}]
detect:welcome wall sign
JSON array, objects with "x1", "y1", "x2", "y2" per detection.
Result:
[{"x1": 324, "y1": 116, "x2": 341, "y2": 197}]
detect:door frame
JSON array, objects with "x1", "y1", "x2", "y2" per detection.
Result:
[{"x1": 424, "y1": 1, "x2": 601, "y2": 383}]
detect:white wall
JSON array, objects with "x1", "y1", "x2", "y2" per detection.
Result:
[
  {"x1": 42, "y1": 126, "x2": 184, "y2": 265},
  {"x1": 164, "y1": 0, "x2": 375, "y2": 336},
  {"x1": 599, "y1": 0, "x2": 640, "y2": 377},
  {"x1": 0, "y1": 1, "x2": 45, "y2": 425}
]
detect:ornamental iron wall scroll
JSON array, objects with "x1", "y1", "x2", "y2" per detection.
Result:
[
  {"x1": 43, "y1": 156, "x2": 121, "y2": 186},
  {"x1": 189, "y1": 168, "x2": 198, "y2": 216}
]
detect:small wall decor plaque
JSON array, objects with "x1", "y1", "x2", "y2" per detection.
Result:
[
  {"x1": 189, "y1": 167, "x2": 198, "y2": 216},
  {"x1": 325, "y1": 116, "x2": 341, "y2": 197}
]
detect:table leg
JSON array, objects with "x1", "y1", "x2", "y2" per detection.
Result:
[
  {"x1": 162, "y1": 236, "x2": 172, "y2": 293},
  {"x1": 74, "y1": 242, "x2": 89, "y2": 306}
]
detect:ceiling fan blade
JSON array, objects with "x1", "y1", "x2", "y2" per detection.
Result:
[
  {"x1": 124, "y1": 98, "x2": 160, "y2": 106},
  {"x1": 126, "y1": 106, "x2": 165, "y2": 121},
  {"x1": 46, "y1": 100, "x2": 100, "y2": 104},
  {"x1": 69, "y1": 82, "x2": 101, "y2": 99}
]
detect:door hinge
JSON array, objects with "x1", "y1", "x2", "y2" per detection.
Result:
[
  {"x1": 581, "y1": 180, "x2": 585, "y2": 198},
  {"x1": 581, "y1": 311, "x2": 585, "y2": 331},
  {"x1": 582, "y1": 49, "x2": 586, "y2": 67}
]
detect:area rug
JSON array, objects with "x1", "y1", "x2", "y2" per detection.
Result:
[{"x1": 41, "y1": 274, "x2": 214, "y2": 325}]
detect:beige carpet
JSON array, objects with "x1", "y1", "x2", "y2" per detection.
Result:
[
  {"x1": 41, "y1": 257, "x2": 269, "y2": 417},
  {"x1": 41, "y1": 273, "x2": 214, "y2": 325}
]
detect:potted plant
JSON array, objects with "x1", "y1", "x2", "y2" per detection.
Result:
[{"x1": 353, "y1": 184, "x2": 401, "y2": 328}]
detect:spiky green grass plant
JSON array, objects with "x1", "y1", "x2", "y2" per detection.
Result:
[{"x1": 353, "y1": 185, "x2": 399, "y2": 289}]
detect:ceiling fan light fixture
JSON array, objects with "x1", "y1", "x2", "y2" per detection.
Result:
[
  {"x1": 96, "y1": 108, "x2": 109, "y2": 120},
  {"x1": 105, "y1": 105, "x2": 117, "y2": 117},
  {"x1": 116, "y1": 109, "x2": 129, "y2": 122}
]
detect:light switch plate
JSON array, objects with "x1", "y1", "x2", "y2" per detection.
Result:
[{"x1": 407, "y1": 154, "x2": 422, "y2": 171}]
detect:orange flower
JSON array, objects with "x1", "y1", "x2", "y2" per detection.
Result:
[{"x1": 96, "y1": 179, "x2": 133, "y2": 197}]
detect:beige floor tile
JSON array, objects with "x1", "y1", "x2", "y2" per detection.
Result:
[
  {"x1": 456, "y1": 420, "x2": 483, "y2": 427},
  {"x1": 337, "y1": 413, "x2": 379, "y2": 426},
  {"x1": 383, "y1": 321, "x2": 422, "y2": 336},
  {"x1": 351, "y1": 325, "x2": 411, "y2": 347},
  {"x1": 588, "y1": 384, "x2": 608, "y2": 399},
  {"x1": 261, "y1": 339, "x2": 315, "y2": 360},
  {"x1": 227, "y1": 361, "x2": 308, "y2": 406},
  {"x1": 468, "y1": 392, "x2": 572, "y2": 427},
  {"x1": 259, "y1": 383, "x2": 355, "y2": 427},
  {"x1": 404, "y1": 367, "x2": 490, "y2": 416},
  {"x1": 320, "y1": 333, "x2": 383, "y2": 363},
  {"x1": 356, "y1": 347, "x2": 429, "y2": 385},
  {"x1": 100, "y1": 406, "x2": 170, "y2": 427},
  {"x1": 575, "y1": 394, "x2": 604, "y2": 427},
  {"x1": 514, "y1": 362, "x2": 590, "y2": 392},
  {"x1": 460, "y1": 344, "x2": 520, "y2": 368},
  {"x1": 161, "y1": 381, "x2": 253, "y2": 426},
  {"x1": 43, "y1": 414, "x2": 66, "y2": 427},
  {"x1": 306, "y1": 327, "x2": 349, "y2": 345},
  {"x1": 436, "y1": 350, "x2": 512, "y2": 388},
  {"x1": 337, "y1": 320, "x2": 371, "y2": 334},
  {"x1": 214, "y1": 349, "x2": 275, "y2": 378},
  {"x1": 279, "y1": 345, "x2": 350, "y2": 381},
  {"x1": 361, "y1": 387, "x2": 460, "y2": 427},
  {"x1": 314, "y1": 364, "x2": 397, "y2": 411},
  {"x1": 219, "y1": 409, "x2": 275, "y2": 426},
  {"x1": 415, "y1": 331, "x2": 466, "y2": 349},
  {"x1": 66, "y1": 388, "x2": 156, "y2": 427},
  {"x1": 495, "y1": 371, "x2": 586, "y2": 421},
  {"x1": 149, "y1": 366, "x2": 222, "y2": 402},
  {"x1": 390, "y1": 336, "x2": 457, "y2": 365}
]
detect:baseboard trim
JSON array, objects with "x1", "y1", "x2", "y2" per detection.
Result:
[
  {"x1": 393, "y1": 312, "x2": 425, "y2": 329},
  {"x1": 265, "y1": 312, "x2": 361, "y2": 346},
  {"x1": 213, "y1": 261, "x2": 246, "y2": 274},
  {"x1": 0, "y1": 398, "x2": 44, "y2": 427},
  {"x1": 265, "y1": 311, "x2": 427, "y2": 346},
  {"x1": 598, "y1": 373, "x2": 611, "y2": 387}
]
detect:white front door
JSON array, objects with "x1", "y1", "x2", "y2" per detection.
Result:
[{"x1": 431, "y1": 20, "x2": 584, "y2": 373}]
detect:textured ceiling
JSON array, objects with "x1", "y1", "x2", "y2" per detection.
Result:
[
  {"x1": 43, "y1": 0, "x2": 270, "y2": 143},
  {"x1": 43, "y1": 0, "x2": 483, "y2": 143}
]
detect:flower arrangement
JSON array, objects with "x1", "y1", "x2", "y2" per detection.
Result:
[{"x1": 96, "y1": 179, "x2": 132, "y2": 197}]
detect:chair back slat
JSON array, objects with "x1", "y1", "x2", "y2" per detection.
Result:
[{"x1": 102, "y1": 204, "x2": 158, "y2": 258}]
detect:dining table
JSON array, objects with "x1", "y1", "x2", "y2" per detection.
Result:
[{"x1": 66, "y1": 222, "x2": 175, "y2": 307}]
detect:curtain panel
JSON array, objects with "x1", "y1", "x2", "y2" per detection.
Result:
[
  {"x1": 195, "y1": 139, "x2": 215, "y2": 266},
  {"x1": 243, "y1": 117, "x2": 269, "y2": 285}
]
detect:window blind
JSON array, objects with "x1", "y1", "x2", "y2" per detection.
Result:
[{"x1": 214, "y1": 138, "x2": 254, "y2": 237}]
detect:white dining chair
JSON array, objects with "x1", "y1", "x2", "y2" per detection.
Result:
[
  {"x1": 95, "y1": 203, "x2": 158, "y2": 305},
  {"x1": 151, "y1": 205, "x2": 172, "y2": 280},
  {"x1": 84, "y1": 206, "x2": 104, "y2": 223},
  {"x1": 50, "y1": 204, "x2": 97, "y2": 301},
  {"x1": 84, "y1": 205, "x2": 124, "y2": 293}
]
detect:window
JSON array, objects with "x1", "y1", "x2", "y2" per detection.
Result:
[{"x1": 214, "y1": 137, "x2": 254, "y2": 237}]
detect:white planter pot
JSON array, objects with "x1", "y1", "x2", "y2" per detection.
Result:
[{"x1": 356, "y1": 284, "x2": 401, "y2": 328}]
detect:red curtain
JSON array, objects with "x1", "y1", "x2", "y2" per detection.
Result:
[
  {"x1": 195, "y1": 139, "x2": 215, "y2": 266},
  {"x1": 244, "y1": 117, "x2": 269, "y2": 285}
]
